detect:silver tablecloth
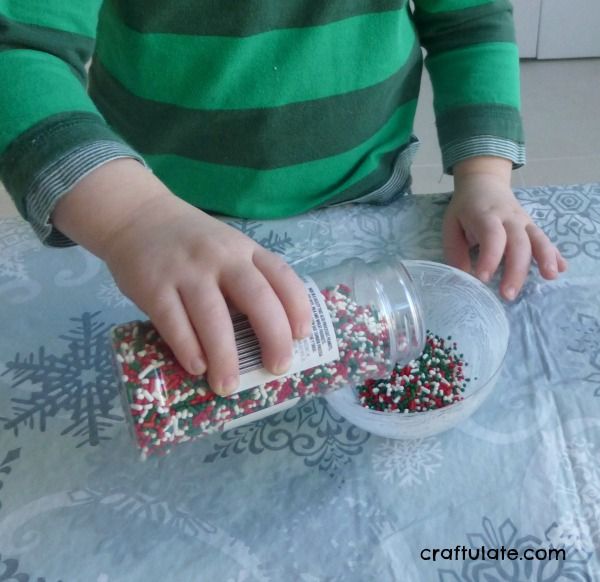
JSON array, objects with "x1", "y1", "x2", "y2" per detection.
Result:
[{"x1": 0, "y1": 183, "x2": 599, "y2": 581}]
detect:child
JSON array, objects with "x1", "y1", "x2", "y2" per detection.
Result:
[{"x1": 0, "y1": 0, "x2": 567, "y2": 395}]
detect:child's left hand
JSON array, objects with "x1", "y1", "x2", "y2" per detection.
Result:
[{"x1": 443, "y1": 156, "x2": 568, "y2": 301}]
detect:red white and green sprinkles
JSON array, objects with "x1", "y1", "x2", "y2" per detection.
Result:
[
  {"x1": 356, "y1": 331, "x2": 471, "y2": 413},
  {"x1": 112, "y1": 284, "x2": 394, "y2": 459}
]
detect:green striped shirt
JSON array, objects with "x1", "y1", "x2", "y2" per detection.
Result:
[{"x1": 0, "y1": 0, "x2": 525, "y2": 246}]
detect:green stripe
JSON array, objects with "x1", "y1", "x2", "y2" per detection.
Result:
[
  {"x1": 0, "y1": 0, "x2": 100, "y2": 38},
  {"x1": 144, "y1": 100, "x2": 417, "y2": 219},
  {"x1": 112, "y1": 0, "x2": 406, "y2": 36},
  {"x1": 415, "y1": 0, "x2": 495, "y2": 13},
  {"x1": 427, "y1": 42, "x2": 520, "y2": 114},
  {"x1": 436, "y1": 104, "x2": 524, "y2": 148},
  {"x1": 89, "y1": 44, "x2": 422, "y2": 169},
  {"x1": 414, "y1": 0, "x2": 515, "y2": 56},
  {"x1": 0, "y1": 15, "x2": 95, "y2": 81},
  {"x1": 0, "y1": 50, "x2": 98, "y2": 154},
  {"x1": 97, "y1": 4, "x2": 416, "y2": 110}
]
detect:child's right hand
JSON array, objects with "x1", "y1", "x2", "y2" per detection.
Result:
[{"x1": 52, "y1": 159, "x2": 312, "y2": 395}]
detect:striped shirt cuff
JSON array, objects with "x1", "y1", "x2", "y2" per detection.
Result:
[
  {"x1": 25, "y1": 141, "x2": 146, "y2": 247},
  {"x1": 442, "y1": 136, "x2": 526, "y2": 175}
]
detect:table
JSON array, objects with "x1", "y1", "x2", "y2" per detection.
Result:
[{"x1": 0, "y1": 184, "x2": 599, "y2": 581}]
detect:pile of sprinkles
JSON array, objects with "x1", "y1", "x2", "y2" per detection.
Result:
[
  {"x1": 357, "y1": 331, "x2": 471, "y2": 413},
  {"x1": 112, "y1": 284, "x2": 394, "y2": 459}
]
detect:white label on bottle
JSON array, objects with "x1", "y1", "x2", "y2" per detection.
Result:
[
  {"x1": 224, "y1": 397, "x2": 301, "y2": 431},
  {"x1": 232, "y1": 276, "x2": 340, "y2": 393}
]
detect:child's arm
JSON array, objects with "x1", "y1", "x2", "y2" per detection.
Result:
[
  {"x1": 52, "y1": 159, "x2": 312, "y2": 395},
  {"x1": 443, "y1": 156, "x2": 567, "y2": 300},
  {"x1": 412, "y1": 0, "x2": 566, "y2": 298},
  {"x1": 0, "y1": 3, "x2": 312, "y2": 392}
]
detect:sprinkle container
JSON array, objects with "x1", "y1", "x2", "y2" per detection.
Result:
[
  {"x1": 326, "y1": 260, "x2": 510, "y2": 439},
  {"x1": 111, "y1": 257, "x2": 425, "y2": 458}
]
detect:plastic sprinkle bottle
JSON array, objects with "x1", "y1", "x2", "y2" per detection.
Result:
[{"x1": 111, "y1": 257, "x2": 425, "y2": 458}]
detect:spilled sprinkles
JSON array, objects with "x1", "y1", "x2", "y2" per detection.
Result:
[
  {"x1": 112, "y1": 284, "x2": 395, "y2": 459},
  {"x1": 357, "y1": 331, "x2": 471, "y2": 413}
]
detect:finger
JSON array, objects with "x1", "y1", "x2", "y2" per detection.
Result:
[
  {"x1": 143, "y1": 289, "x2": 207, "y2": 376},
  {"x1": 222, "y1": 266, "x2": 294, "y2": 377},
  {"x1": 470, "y1": 215, "x2": 506, "y2": 283},
  {"x1": 253, "y1": 248, "x2": 312, "y2": 338},
  {"x1": 179, "y1": 284, "x2": 239, "y2": 396},
  {"x1": 501, "y1": 222, "x2": 532, "y2": 301},
  {"x1": 557, "y1": 250, "x2": 568, "y2": 273},
  {"x1": 526, "y1": 223, "x2": 559, "y2": 280},
  {"x1": 442, "y1": 214, "x2": 471, "y2": 273}
]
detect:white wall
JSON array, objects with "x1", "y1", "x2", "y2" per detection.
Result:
[{"x1": 513, "y1": 0, "x2": 600, "y2": 59}]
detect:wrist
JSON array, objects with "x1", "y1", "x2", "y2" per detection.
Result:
[
  {"x1": 52, "y1": 158, "x2": 173, "y2": 258},
  {"x1": 453, "y1": 156, "x2": 512, "y2": 186}
]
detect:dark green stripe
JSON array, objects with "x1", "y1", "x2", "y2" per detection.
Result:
[
  {"x1": 413, "y1": 0, "x2": 515, "y2": 56},
  {"x1": 323, "y1": 149, "x2": 401, "y2": 205},
  {"x1": 97, "y1": 2, "x2": 416, "y2": 110},
  {"x1": 436, "y1": 104, "x2": 524, "y2": 147},
  {"x1": 89, "y1": 44, "x2": 422, "y2": 169},
  {"x1": 0, "y1": 14, "x2": 94, "y2": 82},
  {"x1": 0, "y1": 112, "x2": 124, "y2": 217},
  {"x1": 113, "y1": 0, "x2": 406, "y2": 36},
  {"x1": 415, "y1": 0, "x2": 494, "y2": 12},
  {"x1": 143, "y1": 102, "x2": 417, "y2": 218}
]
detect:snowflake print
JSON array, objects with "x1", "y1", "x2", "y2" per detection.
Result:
[
  {"x1": 0, "y1": 448, "x2": 21, "y2": 512},
  {"x1": 0, "y1": 552, "x2": 56, "y2": 582},
  {"x1": 564, "y1": 312, "x2": 600, "y2": 397},
  {"x1": 1, "y1": 312, "x2": 123, "y2": 447},
  {"x1": 567, "y1": 313, "x2": 600, "y2": 357},
  {"x1": 205, "y1": 398, "x2": 370, "y2": 478},
  {"x1": 227, "y1": 218, "x2": 294, "y2": 254},
  {"x1": 0, "y1": 218, "x2": 40, "y2": 281},
  {"x1": 516, "y1": 183, "x2": 600, "y2": 259},
  {"x1": 546, "y1": 517, "x2": 596, "y2": 556},
  {"x1": 556, "y1": 438, "x2": 600, "y2": 550},
  {"x1": 371, "y1": 438, "x2": 443, "y2": 486},
  {"x1": 438, "y1": 517, "x2": 594, "y2": 582},
  {"x1": 97, "y1": 280, "x2": 132, "y2": 309}
]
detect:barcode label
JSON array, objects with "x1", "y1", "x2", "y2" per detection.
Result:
[
  {"x1": 232, "y1": 276, "x2": 340, "y2": 394},
  {"x1": 232, "y1": 312, "x2": 264, "y2": 375}
]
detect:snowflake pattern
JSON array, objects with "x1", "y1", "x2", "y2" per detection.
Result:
[
  {"x1": 0, "y1": 552, "x2": 56, "y2": 582},
  {"x1": 280, "y1": 195, "x2": 443, "y2": 274},
  {"x1": 0, "y1": 218, "x2": 40, "y2": 281},
  {"x1": 204, "y1": 398, "x2": 370, "y2": 478},
  {"x1": 1, "y1": 312, "x2": 122, "y2": 447},
  {"x1": 371, "y1": 438, "x2": 444, "y2": 486},
  {"x1": 2, "y1": 184, "x2": 600, "y2": 579},
  {"x1": 274, "y1": 491, "x2": 398, "y2": 581},
  {"x1": 68, "y1": 487, "x2": 218, "y2": 564},
  {"x1": 0, "y1": 448, "x2": 20, "y2": 512},
  {"x1": 516, "y1": 183, "x2": 600, "y2": 259},
  {"x1": 565, "y1": 312, "x2": 600, "y2": 397},
  {"x1": 227, "y1": 218, "x2": 294, "y2": 254},
  {"x1": 546, "y1": 517, "x2": 596, "y2": 556},
  {"x1": 556, "y1": 438, "x2": 600, "y2": 550},
  {"x1": 97, "y1": 280, "x2": 133, "y2": 309},
  {"x1": 438, "y1": 517, "x2": 595, "y2": 582}
]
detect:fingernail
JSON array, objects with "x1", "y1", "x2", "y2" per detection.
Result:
[
  {"x1": 478, "y1": 270, "x2": 490, "y2": 283},
  {"x1": 215, "y1": 375, "x2": 238, "y2": 396},
  {"x1": 190, "y1": 357, "x2": 206, "y2": 375},
  {"x1": 505, "y1": 287, "x2": 516, "y2": 301},
  {"x1": 298, "y1": 322, "x2": 312, "y2": 338},
  {"x1": 545, "y1": 263, "x2": 558, "y2": 276},
  {"x1": 273, "y1": 356, "x2": 293, "y2": 375}
]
